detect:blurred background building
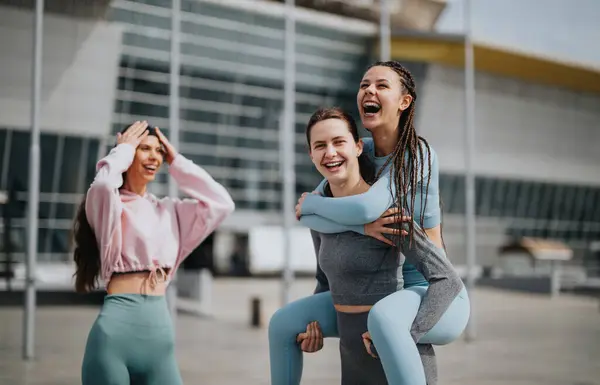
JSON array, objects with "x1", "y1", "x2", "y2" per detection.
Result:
[{"x1": 0, "y1": 0, "x2": 599, "y2": 289}]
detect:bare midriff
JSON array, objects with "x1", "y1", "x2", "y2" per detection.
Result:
[
  {"x1": 106, "y1": 268, "x2": 170, "y2": 296},
  {"x1": 334, "y1": 304, "x2": 373, "y2": 313}
]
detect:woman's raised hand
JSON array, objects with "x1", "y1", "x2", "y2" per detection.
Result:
[
  {"x1": 154, "y1": 127, "x2": 178, "y2": 165},
  {"x1": 117, "y1": 121, "x2": 149, "y2": 147}
]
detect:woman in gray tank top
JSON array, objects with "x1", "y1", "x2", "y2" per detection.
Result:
[{"x1": 293, "y1": 107, "x2": 463, "y2": 385}]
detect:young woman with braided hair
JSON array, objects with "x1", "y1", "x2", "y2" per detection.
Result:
[{"x1": 268, "y1": 61, "x2": 471, "y2": 385}]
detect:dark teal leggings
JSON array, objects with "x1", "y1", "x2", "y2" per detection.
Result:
[{"x1": 81, "y1": 294, "x2": 183, "y2": 385}]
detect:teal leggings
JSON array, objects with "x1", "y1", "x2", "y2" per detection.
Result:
[
  {"x1": 268, "y1": 286, "x2": 470, "y2": 385},
  {"x1": 81, "y1": 294, "x2": 183, "y2": 385}
]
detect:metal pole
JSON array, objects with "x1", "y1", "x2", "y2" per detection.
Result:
[
  {"x1": 379, "y1": 0, "x2": 391, "y2": 61},
  {"x1": 281, "y1": 0, "x2": 296, "y2": 306},
  {"x1": 24, "y1": 0, "x2": 44, "y2": 360},
  {"x1": 167, "y1": 0, "x2": 181, "y2": 321},
  {"x1": 463, "y1": 0, "x2": 477, "y2": 342}
]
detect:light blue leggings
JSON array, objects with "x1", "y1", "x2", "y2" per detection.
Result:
[{"x1": 268, "y1": 285, "x2": 470, "y2": 385}]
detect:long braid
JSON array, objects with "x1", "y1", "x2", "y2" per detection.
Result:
[{"x1": 370, "y1": 61, "x2": 433, "y2": 249}]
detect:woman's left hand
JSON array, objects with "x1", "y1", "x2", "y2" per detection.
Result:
[
  {"x1": 155, "y1": 127, "x2": 178, "y2": 165},
  {"x1": 363, "y1": 208, "x2": 410, "y2": 246},
  {"x1": 362, "y1": 331, "x2": 378, "y2": 358},
  {"x1": 295, "y1": 193, "x2": 309, "y2": 219},
  {"x1": 295, "y1": 191, "x2": 320, "y2": 220}
]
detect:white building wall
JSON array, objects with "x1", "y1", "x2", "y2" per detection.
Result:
[
  {"x1": 415, "y1": 64, "x2": 600, "y2": 268},
  {"x1": 436, "y1": 0, "x2": 600, "y2": 70},
  {"x1": 418, "y1": 65, "x2": 600, "y2": 186},
  {"x1": 0, "y1": 6, "x2": 123, "y2": 138}
]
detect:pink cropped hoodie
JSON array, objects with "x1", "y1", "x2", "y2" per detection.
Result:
[{"x1": 85, "y1": 143, "x2": 235, "y2": 288}]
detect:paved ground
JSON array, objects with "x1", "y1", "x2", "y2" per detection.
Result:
[{"x1": 1, "y1": 278, "x2": 599, "y2": 385}]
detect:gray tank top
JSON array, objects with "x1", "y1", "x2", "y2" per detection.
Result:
[{"x1": 311, "y1": 229, "x2": 404, "y2": 306}]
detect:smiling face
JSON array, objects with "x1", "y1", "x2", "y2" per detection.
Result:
[
  {"x1": 357, "y1": 65, "x2": 413, "y2": 132},
  {"x1": 308, "y1": 118, "x2": 363, "y2": 185},
  {"x1": 124, "y1": 134, "x2": 164, "y2": 187}
]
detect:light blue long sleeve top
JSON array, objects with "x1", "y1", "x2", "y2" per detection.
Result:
[{"x1": 299, "y1": 137, "x2": 441, "y2": 287}]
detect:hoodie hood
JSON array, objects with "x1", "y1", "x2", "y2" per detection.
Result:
[{"x1": 119, "y1": 188, "x2": 157, "y2": 205}]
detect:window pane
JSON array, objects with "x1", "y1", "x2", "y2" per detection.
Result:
[
  {"x1": 48, "y1": 228, "x2": 71, "y2": 258},
  {"x1": 515, "y1": 181, "x2": 531, "y2": 219},
  {"x1": 7, "y1": 131, "x2": 30, "y2": 191},
  {"x1": 503, "y1": 180, "x2": 519, "y2": 218},
  {"x1": 538, "y1": 183, "x2": 554, "y2": 221},
  {"x1": 453, "y1": 175, "x2": 465, "y2": 215},
  {"x1": 526, "y1": 183, "x2": 542, "y2": 220},
  {"x1": 490, "y1": 179, "x2": 506, "y2": 217},
  {"x1": 59, "y1": 137, "x2": 83, "y2": 194},
  {"x1": 85, "y1": 140, "x2": 101, "y2": 188},
  {"x1": 0, "y1": 129, "x2": 6, "y2": 187},
  {"x1": 56, "y1": 203, "x2": 78, "y2": 221},
  {"x1": 40, "y1": 134, "x2": 58, "y2": 193}
]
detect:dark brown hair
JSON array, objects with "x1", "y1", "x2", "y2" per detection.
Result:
[
  {"x1": 72, "y1": 125, "x2": 160, "y2": 293},
  {"x1": 305, "y1": 107, "x2": 375, "y2": 186},
  {"x1": 72, "y1": 199, "x2": 100, "y2": 293},
  {"x1": 367, "y1": 61, "x2": 444, "y2": 249}
]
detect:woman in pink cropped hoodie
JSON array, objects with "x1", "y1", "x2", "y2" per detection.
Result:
[{"x1": 72, "y1": 121, "x2": 235, "y2": 385}]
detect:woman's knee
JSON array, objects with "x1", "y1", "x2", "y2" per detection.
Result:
[
  {"x1": 418, "y1": 287, "x2": 471, "y2": 345},
  {"x1": 268, "y1": 305, "x2": 304, "y2": 341},
  {"x1": 268, "y1": 293, "x2": 335, "y2": 341},
  {"x1": 368, "y1": 290, "x2": 422, "y2": 332}
]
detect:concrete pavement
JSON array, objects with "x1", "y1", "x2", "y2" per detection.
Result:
[{"x1": 1, "y1": 278, "x2": 599, "y2": 385}]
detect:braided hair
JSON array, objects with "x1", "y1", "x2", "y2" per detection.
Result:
[{"x1": 368, "y1": 61, "x2": 437, "y2": 249}]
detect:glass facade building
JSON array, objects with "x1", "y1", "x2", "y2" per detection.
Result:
[
  {"x1": 0, "y1": 0, "x2": 599, "y2": 276},
  {"x1": 110, "y1": 0, "x2": 372, "y2": 209},
  {"x1": 0, "y1": 0, "x2": 374, "y2": 265}
]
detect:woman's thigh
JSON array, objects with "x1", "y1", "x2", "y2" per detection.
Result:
[{"x1": 268, "y1": 291, "x2": 339, "y2": 340}]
